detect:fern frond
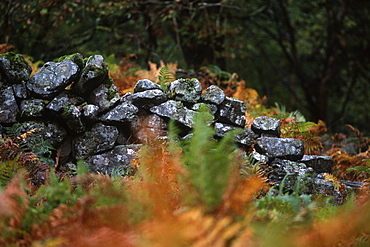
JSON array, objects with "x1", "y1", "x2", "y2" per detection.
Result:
[{"x1": 158, "y1": 65, "x2": 175, "y2": 89}]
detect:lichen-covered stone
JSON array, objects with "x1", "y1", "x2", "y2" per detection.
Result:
[
  {"x1": 20, "y1": 99, "x2": 45, "y2": 118},
  {"x1": 0, "y1": 52, "x2": 32, "y2": 84},
  {"x1": 150, "y1": 100, "x2": 197, "y2": 128},
  {"x1": 252, "y1": 116, "x2": 281, "y2": 137},
  {"x1": 46, "y1": 92, "x2": 84, "y2": 113},
  {"x1": 132, "y1": 89, "x2": 167, "y2": 110},
  {"x1": 201, "y1": 85, "x2": 225, "y2": 105},
  {"x1": 74, "y1": 122, "x2": 118, "y2": 159},
  {"x1": 55, "y1": 53, "x2": 84, "y2": 70},
  {"x1": 85, "y1": 144, "x2": 141, "y2": 174},
  {"x1": 12, "y1": 83, "x2": 28, "y2": 99},
  {"x1": 89, "y1": 83, "x2": 120, "y2": 113},
  {"x1": 62, "y1": 105, "x2": 85, "y2": 134},
  {"x1": 192, "y1": 103, "x2": 218, "y2": 115},
  {"x1": 73, "y1": 55, "x2": 108, "y2": 97},
  {"x1": 100, "y1": 101, "x2": 138, "y2": 124},
  {"x1": 255, "y1": 137, "x2": 304, "y2": 160},
  {"x1": 300, "y1": 155, "x2": 333, "y2": 174},
  {"x1": 82, "y1": 104, "x2": 100, "y2": 123},
  {"x1": 168, "y1": 78, "x2": 202, "y2": 104},
  {"x1": 214, "y1": 122, "x2": 256, "y2": 147},
  {"x1": 26, "y1": 59, "x2": 80, "y2": 99},
  {"x1": 134, "y1": 79, "x2": 162, "y2": 93},
  {"x1": 0, "y1": 86, "x2": 19, "y2": 123},
  {"x1": 217, "y1": 97, "x2": 246, "y2": 127},
  {"x1": 314, "y1": 173, "x2": 347, "y2": 204}
]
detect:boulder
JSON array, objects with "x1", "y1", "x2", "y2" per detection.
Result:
[
  {"x1": 62, "y1": 105, "x2": 85, "y2": 134},
  {"x1": 300, "y1": 155, "x2": 333, "y2": 174},
  {"x1": 20, "y1": 99, "x2": 45, "y2": 119},
  {"x1": 168, "y1": 78, "x2": 202, "y2": 104},
  {"x1": 88, "y1": 83, "x2": 120, "y2": 113},
  {"x1": 132, "y1": 89, "x2": 167, "y2": 110},
  {"x1": 26, "y1": 59, "x2": 80, "y2": 99},
  {"x1": 46, "y1": 91, "x2": 84, "y2": 114},
  {"x1": 134, "y1": 79, "x2": 162, "y2": 93},
  {"x1": 12, "y1": 82, "x2": 28, "y2": 99},
  {"x1": 0, "y1": 52, "x2": 32, "y2": 84},
  {"x1": 201, "y1": 85, "x2": 225, "y2": 105},
  {"x1": 100, "y1": 101, "x2": 138, "y2": 124}
]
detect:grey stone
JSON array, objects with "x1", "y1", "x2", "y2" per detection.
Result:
[
  {"x1": 150, "y1": 100, "x2": 197, "y2": 128},
  {"x1": 20, "y1": 99, "x2": 45, "y2": 118},
  {"x1": 134, "y1": 79, "x2": 162, "y2": 93},
  {"x1": 251, "y1": 151, "x2": 269, "y2": 163},
  {"x1": 168, "y1": 78, "x2": 202, "y2": 104},
  {"x1": 26, "y1": 59, "x2": 80, "y2": 99},
  {"x1": 214, "y1": 122, "x2": 255, "y2": 147},
  {"x1": 132, "y1": 89, "x2": 167, "y2": 110},
  {"x1": 12, "y1": 83, "x2": 28, "y2": 99},
  {"x1": 100, "y1": 101, "x2": 138, "y2": 124},
  {"x1": 62, "y1": 105, "x2": 85, "y2": 134},
  {"x1": 236, "y1": 128, "x2": 257, "y2": 147},
  {"x1": 255, "y1": 137, "x2": 305, "y2": 160},
  {"x1": 141, "y1": 114, "x2": 168, "y2": 129},
  {"x1": 217, "y1": 97, "x2": 246, "y2": 127},
  {"x1": 73, "y1": 55, "x2": 108, "y2": 97},
  {"x1": 300, "y1": 155, "x2": 333, "y2": 174},
  {"x1": 46, "y1": 92, "x2": 84, "y2": 113},
  {"x1": 55, "y1": 53, "x2": 84, "y2": 70},
  {"x1": 252, "y1": 116, "x2": 281, "y2": 137},
  {"x1": 0, "y1": 86, "x2": 19, "y2": 123},
  {"x1": 192, "y1": 103, "x2": 218, "y2": 115},
  {"x1": 82, "y1": 104, "x2": 100, "y2": 123},
  {"x1": 74, "y1": 122, "x2": 118, "y2": 159},
  {"x1": 201, "y1": 85, "x2": 225, "y2": 105},
  {"x1": 85, "y1": 144, "x2": 141, "y2": 174},
  {"x1": 313, "y1": 173, "x2": 347, "y2": 204},
  {"x1": 0, "y1": 52, "x2": 32, "y2": 84},
  {"x1": 89, "y1": 83, "x2": 120, "y2": 113},
  {"x1": 268, "y1": 158, "x2": 314, "y2": 193}
]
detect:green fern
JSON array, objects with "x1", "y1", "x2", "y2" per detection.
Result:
[
  {"x1": 0, "y1": 158, "x2": 23, "y2": 187},
  {"x1": 158, "y1": 65, "x2": 175, "y2": 89}
]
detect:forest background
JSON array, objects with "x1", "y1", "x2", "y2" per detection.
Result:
[{"x1": 1, "y1": 0, "x2": 369, "y2": 135}]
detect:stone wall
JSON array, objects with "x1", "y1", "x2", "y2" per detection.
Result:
[{"x1": 0, "y1": 52, "x2": 360, "y2": 201}]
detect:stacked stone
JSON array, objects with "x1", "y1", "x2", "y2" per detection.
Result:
[
  {"x1": 250, "y1": 116, "x2": 347, "y2": 202},
  {"x1": 0, "y1": 52, "x2": 254, "y2": 176}
]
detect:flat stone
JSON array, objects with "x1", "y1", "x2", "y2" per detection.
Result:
[
  {"x1": 150, "y1": 100, "x2": 196, "y2": 128},
  {"x1": 12, "y1": 83, "x2": 28, "y2": 99},
  {"x1": 100, "y1": 101, "x2": 138, "y2": 124},
  {"x1": 134, "y1": 79, "x2": 162, "y2": 93},
  {"x1": 255, "y1": 137, "x2": 304, "y2": 160},
  {"x1": 214, "y1": 122, "x2": 255, "y2": 147},
  {"x1": 82, "y1": 104, "x2": 100, "y2": 123},
  {"x1": 252, "y1": 116, "x2": 281, "y2": 137},
  {"x1": 88, "y1": 83, "x2": 120, "y2": 113},
  {"x1": 0, "y1": 86, "x2": 19, "y2": 123},
  {"x1": 74, "y1": 122, "x2": 118, "y2": 159},
  {"x1": 300, "y1": 155, "x2": 333, "y2": 174},
  {"x1": 217, "y1": 97, "x2": 246, "y2": 127},
  {"x1": 132, "y1": 89, "x2": 167, "y2": 110},
  {"x1": 46, "y1": 92, "x2": 84, "y2": 113},
  {"x1": 201, "y1": 85, "x2": 225, "y2": 105},
  {"x1": 26, "y1": 59, "x2": 80, "y2": 99},
  {"x1": 0, "y1": 52, "x2": 32, "y2": 84}
]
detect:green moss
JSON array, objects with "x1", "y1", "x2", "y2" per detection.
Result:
[{"x1": 54, "y1": 53, "x2": 84, "y2": 70}]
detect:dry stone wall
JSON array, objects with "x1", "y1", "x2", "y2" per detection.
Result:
[{"x1": 0, "y1": 52, "x2": 361, "y2": 201}]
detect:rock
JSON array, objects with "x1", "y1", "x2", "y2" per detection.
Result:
[
  {"x1": 12, "y1": 82, "x2": 28, "y2": 99},
  {"x1": 268, "y1": 158, "x2": 314, "y2": 193},
  {"x1": 0, "y1": 52, "x2": 32, "y2": 84},
  {"x1": 89, "y1": 83, "x2": 120, "y2": 113},
  {"x1": 13, "y1": 121, "x2": 67, "y2": 148},
  {"x1": 252, "y1": 116, "x2": 281, "y2": 137},
  {"x1": 168, "y1": 78, "x2": 202, "y2": 104},
  {"x1": 140, "y1": 114, "x2": 168, "y2": 129},
  {"x1": 201, "y1": 85, "x2": 225, "y2": 105},
  {"x1": 62, "y1": 105, "x2": 85, "y2": 134},
  {"x1": 150, "y1": 100, "x2": 197, "y2": 128},
  {"x1": 251, "y1": 151, "x2": 269, "y2": 163},
  {"x1": 27, "y1": 59, "x2": 80, "y2": 99},
  {"x1": 0, "y1": 86, "x2": 19, "y2": 123},
  {"x1": 300, "y1": 155, "x2": 333, "y2": 174},
  {"x1": 314, "y1": 173, "x2": 347, "y2": 204},
  {"x1": 73, "y1": 55, "x2": 108, "y2": 97},
  {"x1": 20, "y1": 99, "x2": 45, "y2": 119},
  {"x1": 85, "y1": 144, "x2": 141, "y2": 174},
  {"x1": 46, "y1": 91, "x2": 84, "y2": 114},
  {"x1": 100, "y1": 101, "x2": 138, "y2": 124},
  {"x1": 55, "y1": 53, "x2": 84, "y2": 70},
  {"x1": 82, "y1": 104, "x2": 100, "y2": 123},
  {"x1": 214, "y1": 122, "x2": 256, "y2": 147},
  {"x1": 217, "y1": 97, "x2": 246, "y2": 127},
  {"x1": 192, "y1": 103, "x2": 218, "y2": 115},
  {"x1": 134, "y1": 79, "x2": 162, "y2": 93},
  {"x1": 132, "y1": 89, "x2": 167, "y2": 110},
  {"x1": 74, "y1": 122, "x2": 118, "y2": 159},
  {"x1": 255, "y1": 137, "x2": 305, "y2": 161}
]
